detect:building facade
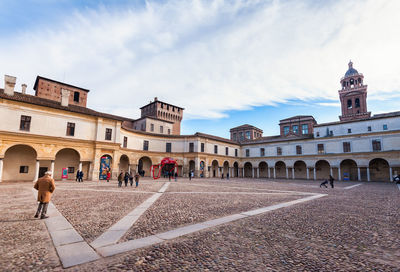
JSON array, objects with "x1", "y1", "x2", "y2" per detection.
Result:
[{"x1": 0, "y1": 62, "x2": 399, "y2": 183}]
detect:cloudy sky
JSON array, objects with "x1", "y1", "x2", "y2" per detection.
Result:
[{"x1": 1, "y1": 0, "x2": 399, "y2": 137}]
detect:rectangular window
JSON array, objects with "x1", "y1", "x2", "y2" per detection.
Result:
[
  {"x1": 383, "y1": 124, "x2": 388, "y2": 130},
  {"x1": 302, "y1": 124, "x2": 309, "y2": 134},
  {"x1": 160, "y1": 126, "x2": 163, "y2": 133},
  {"x1": 245, "y1": 131, "x2": 251, "y2": 139},
  {"x1": 20, "y1": 115, "x2": 31, "y2": 131},
  {"x1": 214, "y1": 145, "x2": 218, "y2": 154},
  {"x1": 225, "y1": 147, "x2": 228, "y2": 156},
  {"x1": 368, "y1": 126, "x2": 372, "y2": 132},
  {"x1": 317, "y1": 144, "x2": 324, "y2": 154},
  {"x1": 143, "y1": 140, "x2": 149, "y2": 151},
  {"x1": 239, "y1": 132, "x2": 244, "y2": 141},
  {"x1": 343, "y1": 142, "x2": 351, "y2": 153},
  {"x1": 150, "y1": 124, "x2": 154, "y2": 132},
  {"x1": 283, "y1": 126, "x2": 289, "y2": 136},
  {"x1": 105, "y1": 128, "x2": 112, "y2": 140},
  {"x1": 246, "y1": 149, "x2": 250, "y2": 157},
  {"x1": 316, "y1": 132, "x2": 320, "y2": 137},
  {"x1": 19, "y1": 166, "x2": 28, "y2": 173},
  {"x1": 189, "y1": 143, "x2": 194, "y2": 152},
  {"x1": 141, "y1": 123, "x2": 145, "y2": 131},
  {"x1": 260, "y1": 148, "x2": 265, "y2": 156},
  {"x1": 168, "y1": 129, "x2": 170, "y2": 135},
  {"x1": 68, "y1": 167, "x2": 75, "y2": 174},
  {"x1": 123, "y1": 136, "x2": 128, "y2": 148},
  {"x1": 372, "y1": 140, "x2": 381, "y2": 151},
  {"x1": 66, "y1": 122, "x2": 75, "y2": 136},
  {"x1": 347, "y1": 128, "x2": 352, "y2": 134},
  {"x1": 292, "y1": 125, "x2": 299, "y2": 134},
  {"x1": 296, "y1": 145, "x2": 302, "y2": 155},
  {"x1": 277, "y1": 147, "x2": 282, "y2": 156},
  {"x1": 73, "y1": 92, "x2": 80, "y2": 102},
  {"x1": 233, "y1": 133, "x2": 237, "y2": 141},
  {"x1": 166, "y1": 142, "x2": 172, "y2": 153},
  {"x1": 201, "y1": 143, "x2": 205, "y2": 152},
  {"x1": 235, "y1": 149, "x2": 238, "y2": 157}
]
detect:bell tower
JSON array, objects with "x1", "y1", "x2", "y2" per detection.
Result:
[{"x1": 338, "y1": 61, "x2": 371, "y2": 121}]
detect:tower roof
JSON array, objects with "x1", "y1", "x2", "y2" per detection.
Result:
[{"x1": 344, "y1": 60, "x2": 358, "y2": 77}]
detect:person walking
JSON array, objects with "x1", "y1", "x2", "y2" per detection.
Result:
[
  {"x1": 78, "y1": 170, "x2": 84, "y2": 182},
  {"x1": 124, "y1": 172, "x2": 129, "y2": 187},
  {"x1": 168, "y1": 171, "x2": 172, "y2": 181},
  {"x1": 34, "y1": 171, "x2": 55, "y2": 219},
  {"x1": 174, "y1": 171, "x2": 178, "y2": 182},
  {"x1": 129, "y1": 172, "x2": 134, "y2": 186},
  {"x1": 227, "y1": 172, "x2": 230, "y2": 180},
  {"x1": 329, "y1": 175, "x2": 335, "y2": 188},
  {"x1": 76, "y1": 170, "x2": 80, "y2": 182},
  {"x1": 134, "y1": 172, "x2": 140, "y2": 187},
  {"x1": 106, "y1": 170, "x2": 111, "y2": 182},
  {"x1": 189, "y1": 170, "x2": 192, "y2": 181},
  {"x1": 118, "y1": 171, "x2": 123, "y2": 187},
  {"x1": 221, "y1": 173, "x2": 224, "y2": 179},
  {"x1": 320, "y1": 179, "x2": 328, "y2": 188}
]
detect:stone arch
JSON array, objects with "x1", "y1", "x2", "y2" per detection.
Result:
[
  {"x1": 294, "y1": 160, "x2": 307, "y2": 179},
  {"x1": 138, "y1": 156, "x2": 152, "y2": 177},
  {"x1": 54, "y1": 148, "x2": 80, "y2": 180},
  {"x1": 275, "y1": 161, "x2": 286, "y2": 179},
  {"x1": 258, "y1": 162, "x2": 268, "y2": 178},
  {"x1": 369, "y1": 158, "x2": 390, "y2": 181},
  {"x1": 244, "y1": 162, "x2": 253, "y2": 178},
  {"x1": 189, "y1": 160, "x2": 195, "y2": 173},
  {"x1": 211, "y1": 160, "x2": 219, "y2": 178},
  {"x1": 119, "y1": 154, "x2": 130, "y2": 173},
  {"x1": 233, "y1": 161, "x2": 239, "y2": 178},
  {"x1": 223, "y1": 161, "x2": 229, "y2": 175},
  {"x1": 3, "y1": 144, "x2": 38, "y2": 181},
  {"x1": 315, "y1": 160, "x2": 330, "y2": 180},
  {"x1": 340, "y1": 159, "x2": 358, "y2": 181}
]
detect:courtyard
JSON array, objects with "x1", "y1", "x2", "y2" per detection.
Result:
[{"x1": 0, "y1": 178, "x2": 399, "y2": 271}]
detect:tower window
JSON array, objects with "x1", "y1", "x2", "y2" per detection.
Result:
[
  {"x1": 283, "y1": 126, "x2": 290, "y2": 136},
  {"x1": 355, "y1": 98, "x2": 360, "y2": 108},
  {"x1": 348, "y1": 129, "x2": 352, "y2": 133},
  {"x1": 383, "y1": 124, "x2": 388, "y2": 130},
  {"x1": 347, "y1": 99, "x2": 352, "y2": 109},
  {"x1": 368, "y1": 126, "x2": 372, "y2": 131},
  {"x1": 302, "y1": 124, "x2": 309, "y2": 134},
  {"x1": 73, "y1": 92, "x2": 80, "y2": 102},
  {"x1": 292, "y1": 125, "x2": 299, "y2": 134}
]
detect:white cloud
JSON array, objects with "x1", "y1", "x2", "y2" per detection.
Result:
[{"x1": 1, "y1": 0, "x2": 399, "y2": 120}]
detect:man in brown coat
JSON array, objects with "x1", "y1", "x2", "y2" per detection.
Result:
[{"x1": 34, "y1": 171, "x2": 56, "y2": 219}]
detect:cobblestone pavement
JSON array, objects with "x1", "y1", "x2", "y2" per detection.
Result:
[{"x1": 0, "y1": 179, "x2": 399, "y2": 271}]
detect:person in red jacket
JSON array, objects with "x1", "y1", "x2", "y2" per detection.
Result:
[{"x1": 106, "y1": 170, "x2": 111, "y2": 182}]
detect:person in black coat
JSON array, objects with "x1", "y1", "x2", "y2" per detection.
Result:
[
  {"x1": 78, "y1": 170, "x2": 84, "y2": 182},
  {"x1": 124, "y1": 172, "x2": 129, "y2": 187},
  {"x1": 329, "y1": 175, "x2": 335, "y2": 188}
]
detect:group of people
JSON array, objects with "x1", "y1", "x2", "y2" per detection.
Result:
[
  {"x1": 118, "y1": 171, "x2": 140, "y2": 187},
  {"x1": 221, "y1": 173, "x2": 230, "y2": 180},
  {"x1": 75, "y1": 170, "x2": 84, "y2": 182}
]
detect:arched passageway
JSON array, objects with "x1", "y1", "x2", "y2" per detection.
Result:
[
  {"x1": 189, "y1": 160, "x2": 195, "y2": 177},
  {"x1": 315, "y1": 160, "x2": 330, "y2": 180},
  {"x1": 259, "y1": 162, "x2": 268, "y2": 178},
  {"x1": 275, "y1": 161, "x2": 286, "y2": 179},
  {"x1": 211, "y1": 160, "x2": 219, "y2": 178},
  {"x1": 233, "y1": 162, "x2": 239, "y2": 178},
  {"x1": 54, "y1": 148, "x2": 80, "y2": 180},
  {"x1": 340, "y1": 159, "x2": 358, "y2": 181},
  {"x1": 244, "y1": 162, "x2": 253, "y2": 178},
  {"x1": 223, "y1": 161, "x2": 229, "y2": 176},
  {"x1": 369, "y1": 158, "x2": 390, "y2": 181},
  {"x1": 119, "y1": 155, "x2": 130, "y2": 173},
  {"x1": 3, "y1": 145, "x2": 37, "y2": 181},
  {"x1": 294, "y1": 160, "x2": 307, "y2": 179},
  {"x1": 138, "y1": 157, "x2": 152, "y2": 177}
]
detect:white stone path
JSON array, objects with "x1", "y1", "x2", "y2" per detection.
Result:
[
  {"x1": 343, "y1": 183, "x2": 362, "y2": 190},
  {"x1": 34, "y1": 182, "x2": 328, "y2": 268}
]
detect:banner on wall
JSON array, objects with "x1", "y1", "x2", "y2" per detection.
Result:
[
  {"x1": 99, "y1": 156, "x2": 111, "y2": 180},
  {"x1": 61, "y1": 168, "x2": 68, "y2": 179}
]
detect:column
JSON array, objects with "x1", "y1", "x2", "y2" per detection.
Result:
[
  {"x1": 338, "y1": 167, "x2": 341, "y2": 181},
  {"x1": 268, "y1": 167, "x2": 271, "y2": 179},
  {"x1": 257, "y1": 168, "x2": 260, "y2": 178},
  {"x1": 285, "y1": 167, "x2": 289, "y2": 179},
  {"x1": 128, "y1": 164, "x2": 131, "y2": 173},
  {"x1": 0, "y1": 159, "x2": 3, "y2": 182},
  {"x1": 306, "y1": 168, "x2": 310, "y2": 180},
  {"x1": 389, "y1": 167, "x2": 393, "y2": 182},
  {"x1": 357, "y1": 167, "x2": 361, "y2": 181},
  {"x1": 313, "y1": 168, "x2": 316, "y2": 180},
  {"x1": 252, "y1": 168, "x2": 254, "y2": 178},
  {"x1": 330, "y1": 167, "x2": 333, "y2": 177},
  {"x1": 50, "y1": 160, "x2": 55, "y2": 178},
  {"x1": 273, "y1": 167, "x2": 276, "y2": 179},
  {"x1": 34, "y1": 160, "x2": 40, "y2": 182},
  {"x1": 292, "y1": 168, "x2": 295, "y2": 180},
  {"x1": 79, "y1": 161, "x2": 82, "y2": 172},
  {"x1": 366, "y1": 167, "x2": 370, "y2": 182},
  {"x1": 242, "y1": 168, "x2": 244, "y2": 178},
  {"x1": 217, "y1": 167, "x2": 220, "y2": 178}
]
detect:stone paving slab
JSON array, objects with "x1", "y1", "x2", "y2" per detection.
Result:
[
  {"x1": 97, "y1": 235, "x2": 164, "y2": 257},
  {"x1": 343, "y1": 183, "x2": 362, "y2": 189},
  {"x1": 49, "y1": 228, "x2": 83, "y2": 246},
  {"x1": 155, "y1": 223, "x2": 210, "y2": 240},
  {"x1": 55, "y1": 241, "x2": 100, "y2": 268},
  {"x1": 90, "y1": 230, "x2": 127, "y2": 249},
  {"x1": 45, "y1": 215, "x2": 72, "y2": 232},
  {"x1": 201, "y1": 214, "x2": 248, "y2": 227}
]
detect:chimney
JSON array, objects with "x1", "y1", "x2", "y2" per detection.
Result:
[
  {"x1": 4, "y1": 75, "x2": 16, "y2": 96},
  {"x1": 154, "y1": 97, "x2": 158, "y2": 101},
  {"x1": 21, "y1": 84, "x2": 27, "y2": 94},
  {"x1": 61, "y1": 88, "x2": 70, "y2": 107}
]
